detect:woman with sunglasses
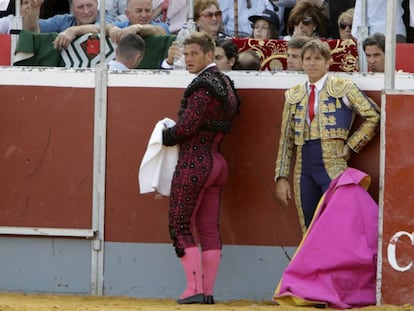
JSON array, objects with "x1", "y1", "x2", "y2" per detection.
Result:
[
  {"x1": 161, "y1": 0, "x2": 231, "y2": 69},
  {"x1": 193, "y1": 0, "x2": 230, "y2": 39},
  {"x1": 285, "y1": 1, "x2": 327, "y2": 39},
  {"x1": 337, "y1": 8, "x2": 354, "y2": 41}
]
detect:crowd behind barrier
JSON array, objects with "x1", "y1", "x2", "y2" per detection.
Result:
[
  {"x1": 0, "y1": 31, "x2": 414, "y2": 72},
  {"x1": 0, "y1": 31, "x2": 360, "y2": 72}
]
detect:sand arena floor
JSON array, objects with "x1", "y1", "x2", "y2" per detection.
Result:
[{"x1": 0, "y1": 293, "x2": 413, "y2": 311}]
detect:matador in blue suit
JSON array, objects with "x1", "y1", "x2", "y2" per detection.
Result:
[{"x1": 274, "y1": 39, "x2": 380, "y2": 233}]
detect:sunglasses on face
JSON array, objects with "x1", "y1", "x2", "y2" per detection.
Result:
[
  {"x1": 339, "y1": 22, "x2": 352, "y2": 30},
  {"x1": 293, "y1": 17, "x2": 313, "y2": 26},
  {"x1": 199, "y1": 10, "x2": 222, "y2": 19}
]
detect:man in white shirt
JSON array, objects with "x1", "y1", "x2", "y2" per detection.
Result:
[
  {"x1": 219, "y1": 0, "x2": 275, "y2": 37},
  {"x1": 352, "y1": 0, "x2": 406, "y2": 42}
]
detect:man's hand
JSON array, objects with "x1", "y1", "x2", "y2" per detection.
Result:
[
  {"x1": 166, "y1": 41, "x2": 180, "y2": 66},
  {"x1": 107, "y1": 25, "x2": 124, "y2": 44},
  {"x1": 24, "y1": 0, "x2": 43, "y2": 32},
  {"x1": 29, "y1": 0, "x2": 43, "y2": 9},
  {"x1": 337, "y1": 143, "x2": 352, "y2": 161},
  {"x1": 53, "y1": 27, "x2": 77, "y2": 50},
  {"x1": 276, "y1": 177, "x2": 292, "y2": 208}
]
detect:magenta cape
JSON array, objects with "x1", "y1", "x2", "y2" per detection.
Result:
[{"x1": 273, "y1": 168, "x2": 378, "y2": 309}]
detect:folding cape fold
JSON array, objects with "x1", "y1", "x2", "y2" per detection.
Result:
[{"x1": 273, "y1": 167, "x2": 378, "y2": 309}]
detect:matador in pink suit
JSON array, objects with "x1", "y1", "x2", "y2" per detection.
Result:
[{"x1": 162, "y1": 32, "x2": 240, "y2": 305}]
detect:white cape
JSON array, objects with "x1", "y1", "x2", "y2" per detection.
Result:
[{"x1": 138, "y1": 118, "x2": 179, "y2": 196}]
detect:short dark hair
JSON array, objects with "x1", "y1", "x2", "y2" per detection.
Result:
[
  {"x1": 301, "y1": 39, "x2": 331, "y2": 61},
  {"x1": 215, "y1": 38, "x2": 239, "y2": 63},
  {"x1": 287, "y1": 35, "x2": 312, "y2": 49},
  {"x1": 184, "y1": 31, "x2": 215, "y2": 54},
  {"x1": 117, "y1": 33, "x2": 145, "y2": 60},
  {"x1": 363, "y1": 33, "x2": 385, "y2": 53}
]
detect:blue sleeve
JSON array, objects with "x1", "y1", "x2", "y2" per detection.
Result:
[
  {"x1": 152, "y1": 21, "x2": 170, "y2": 34},
  {"x1": 39, "y1": 14, "x2": 76, "y2": 33},
  {"x1": 112, "y1": 20, "x2": 130, "y2": 28}
]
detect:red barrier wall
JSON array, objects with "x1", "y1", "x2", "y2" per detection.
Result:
[
  {"x1": 0, "y1": 85, "x2": 93, "y2": 228},
  {"x1": 380, "y1": 93, "x2": 414, "y2": 305},
  {"x1": 0, "y1": 34, "x2": 10, "y2": 66},
  {"x1": 0, "y1": 77, "x2": 381, "y2": 248}
]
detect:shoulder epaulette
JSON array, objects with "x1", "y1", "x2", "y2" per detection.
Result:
[
  {"x1": 326, "y1": 76, "x2": 353, "y2": 98},
  {"x1": 285, "y1": 84, "x2": 306, "y2": 103}
]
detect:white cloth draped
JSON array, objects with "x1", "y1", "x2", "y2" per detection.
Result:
[{"x1": 138, "y1": 118, "x2": 179, "y2": 196}]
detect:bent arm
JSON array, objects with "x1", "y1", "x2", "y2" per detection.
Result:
[
  {"x1": 346, "y1": 84, "x2": 381, "y2": 153},
  {"x1": 24, "y1": 0, "x2": 42, "y2": 32}
]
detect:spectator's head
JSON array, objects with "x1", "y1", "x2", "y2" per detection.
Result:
[
  {"x1": 337, "y1": 8, "x2": 354, "y2": 40},
  {"x1": 125, "y1": 0, "x2": 153, "y2": 25},
  {"x1": 234, "y1": 49, "x2": 261, "y2": 71},
  {"x1": 194, "y1": 0, "x2": 222, "y2": 38},
  {"x1": 287, "y1": 1, "x2": 326, "y2": 38},
  {"x1": 69, "y1": 0, "x2": 99, "y2": 25},
  {"x1": 215, "y1": 38, "x2": 239, "y2": 71},
  {"x1": 248, "y1": 9, "x2": 279, "y2": 40},
  {"x1": 183, "y1": 31, "x2": 215, "y2": 74},
  {"x1": 286, "y1": 35, "x2": 311, "y2": 71},
  {"x1": 363, "y1": 33, "x2": 385, "y2": 73},
  {"x1": 115, "y1": 33, "x2": 146, "y2": 69},
  {"x1": 301, "y1": 39, "x2": 332, "y2": 82}
]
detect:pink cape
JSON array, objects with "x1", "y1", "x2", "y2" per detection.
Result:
[{"x1": 273, "y1": 168, "x2": 378, "y2": 309}]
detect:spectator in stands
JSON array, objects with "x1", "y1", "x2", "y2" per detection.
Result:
[
  {"x1": 0, "y1": 0, "x2": 29, "y2": 34},
  {"x1": 160, "y1": 0, "x2": 230, "y2": 69},
  {"x1": 105, "y1": 0, "x2": 169, "y2": 44},
  {"x1": 109, "y1": 32, "x2": 145, "y2": 69},
  {"x1": 23, "y1": 0, "x2": 115, "y2": 50},
  {"x1": 234, "y1": 49, "x2": 261, "y2": 70},
  {"x1": 214, "y1": 38, "x2": 239, "y2": 70},
  {"x1": 362, "y1": 32, "x2": 385, "y2": 73},
  {"x1": 326, "y1": 0, "x2": 354, "y2": 39},
  {"x1": 275, "y1": 0, "x2": 331, "y2": 37},
  {"x1": 249, "y1": 8, "x2": 280, "y2": 39},
  {"x1": 285, "y1": 1, "x2": 327, "y2": 39},
  {"x1": 286, "y1": 35, "x2": 311, "y2": 70},
  {"x1": 194, "y1": 0, "x2": 230, "y2": 39},
  {"x1": 352, "y1": 0, "x2": 406, "y2": 43},
  {"x1": 337, "y1": 8, "x2": 354, "y2": 40},
  {"x1": 219, "y1": 0, "x2": 275, "y2": 38}
]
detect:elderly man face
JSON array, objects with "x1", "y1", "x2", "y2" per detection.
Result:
[
  {"x1": 125, "y1": 0, "x2": 153, "y2": 25},
  {"x1": 71, "y1": 0, "x2": 99, "y2": 25}
]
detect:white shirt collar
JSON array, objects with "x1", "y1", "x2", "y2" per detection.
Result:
[
  {"x1": 308, "y1": 73, "x2": 328, "y2": 91},
  {"x1": 197, "y1": 62, "x2": 217, "y2": 75}
]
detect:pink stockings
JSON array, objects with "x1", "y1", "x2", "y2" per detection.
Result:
[
  {"x1": 202, "y1": 249, "x2": 221, "y2": 296},
  {"x1": 179, "y1": 246, "x2": 222, "y2": 299}
]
